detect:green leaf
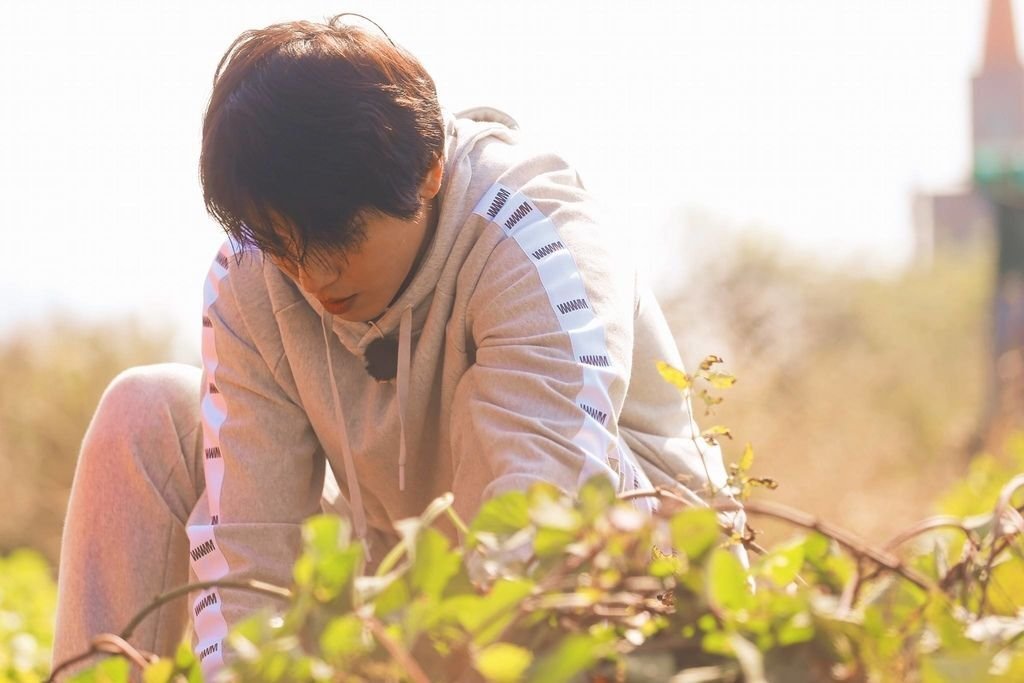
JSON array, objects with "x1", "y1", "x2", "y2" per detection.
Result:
[
  {"x1": 142, "y1": 659, "x2": 174, "y2": 683},
  {"x1": 986, "y1": 556, "x2": 1024, "y2": 615},
  {"x1": 70, "y1": 657, "x2": 131, "y2": 683},
  {"x1": 707, "y1": 547, "x2": 754, "y2": 613},
  {"x1": 739, "y1": 443, "x2": 755, "y2": 473},
  {"x1": 578, "y1": 474, "x2": 618, "y2": 519},
  {"x1": 701, "y1": 425, "x2": 733, "y2": 444},
  {"x1": 529, "y1": 496, "x2": 582, "y2": 532},
  {"x1": 529, "y1": 495, "x2": 582, "y2": 557},
  {"x1": 528, "y1": 631, "x2": 614, "y2": 683},
  {"x1": 474, "y1": 642, "x2": 533, "y2": 682},
  {"x1": 650, "y1": 554, "x2": 686, "y2": 578},
  {"x1": 295, "y1": 514, "x2": 363, "y2": 603},
  {"x1": 704, "y1": 372, "x2": 737, "y2": 389},
  {"x1": 315, "y1": 547, "x2": 363, "y2": 603},
  {"x1": 925, "y1": 598, "x2": 975, "y2": 653},
  {"x1": 657, "y1": 360, "x2": 692, "y2": 390},
  {"x1": 670, "y1": 508, "x2": 722, "y2": 560},
  {"x1": 173, "y1": 640, "x2": 200, "y2": 681},
  {"x1": 700, "y1": 629, "x2": 733, "y2": 656},
  {"x1": 68, "y1": 668, "x2": 96, "y2": 683},
  {"x1": 293, "y1": 554, "x2": 315, "y2": 588},
  {"x1": 319, "y1": 614, "x2": 370, "y2": 663},
  {"x1": 373, "y1": 574, "x2": 411, "y2": 617},
  {"x1": 456, "y1": 578, "x2": 535, "y2": 647},
  {"x1": 533, "y1": 526, "x2": 578, "y2": 557},
  {"x1": 920, "y1": 650, "x2": 995, "y2": 683},
  {"x1": 303, "y1": 514, "x2": 351, "y2": 554},
  {"x1": 776, "y1": 610, "x2": 815, "y2": 647},
  {"x1": 411, "y1": 527, "x2": 461, "y2": 600},
  {"x1": 758, "y1": 537, "x2": 805, "y2": 588},
  {"x1": 471, "y1": 491, "x2": 530, "y2": 537},
  {"x1": 698, "y1": 389, "x2": 725, "y2": 411},
  {"x1": 801, "y1": 532, "x2": 831, "y2": 565}
]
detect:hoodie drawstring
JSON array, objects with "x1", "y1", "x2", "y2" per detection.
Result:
[
  {"x1": 396, "y1": 306, "x2": 413, "y2": 492},
  {"x1": 320, "y1": 306, "x2": 414, "y2": 548},
  {"x1": 321, "y1": 313, "x2": 369, "y2": 545}
]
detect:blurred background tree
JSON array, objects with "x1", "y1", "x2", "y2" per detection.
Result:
[
  {"x1": 0, "y1": 316, "x2": 190, "y2": 564},
  {"x1": 662, "y1": 217, "x2": 992, "y2": 547}
]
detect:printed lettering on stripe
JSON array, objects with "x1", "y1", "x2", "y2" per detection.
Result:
[
  {"x1": 531, "y1": 241, "x2": 566, "y2": 260},
  {"x1": 196, "y1": 637, "x2": 225, "y2": 678},
  {"x1": 485, "y1": 187, "x2": 511, "y2": 219},
  {"x1": 556, "y1": 298, "x2": 589, "y2": 315},
  {"x1": 194, "y1": 592, "x2": 218, "y2": 618},
  {"x1": 193, "y1": 589, "x2": 227, "y2": 650},
  {"x1": 503, "y1": 202, "x2": 534, "y2": 231},
  {"x1": 186, "y1": 524, "x2": 228, "y2": 580},
  {"x1": 474, "y1": 185, "x2": 543, "y2": 236}
]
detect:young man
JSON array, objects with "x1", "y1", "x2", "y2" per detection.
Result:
[{"x1": 53, "y1": 15, "x2": 747, "y2": 678}]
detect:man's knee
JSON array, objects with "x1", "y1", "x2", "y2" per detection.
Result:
[
  {"x1": 80, "y1": 363, "x2": 205, "y2": 519},
  {"x1": 98, "y1": 363, "x2": 202, "y2": 431},
  {"x1": 85, "y1": 364, "x2": 202, "y2": 475}
]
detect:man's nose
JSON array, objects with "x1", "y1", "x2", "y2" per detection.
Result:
[{"x1": 296, "y1": 259, "x2": 341, "y2": 296}]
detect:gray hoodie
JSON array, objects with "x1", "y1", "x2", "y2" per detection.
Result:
[{"x1": 185, "y1": 107, "x2": 747, "y2": 676}]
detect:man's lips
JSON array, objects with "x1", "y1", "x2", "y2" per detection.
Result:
[{"x1": 321, "y1": 294, "x2": 358, "y2": 315}]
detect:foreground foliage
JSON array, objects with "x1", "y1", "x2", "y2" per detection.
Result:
[
  {"x1": 1, "y1": 550, "x2": 57, "y2": 682},
  {"x1": 52, "y1": 460, "x2": 1024, "y2": 683}
]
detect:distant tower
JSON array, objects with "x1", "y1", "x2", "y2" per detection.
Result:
[
  {"x1": 972, "y1": 0, "x2": 1024, "y2": 445},
  {"x1": 910, "y1": 0, "x2": 1024, "y2": 261},
  {"x1": 914, "y1": 0, "x2": 1024, "y2": 447},
  {"x1": 973, "y1": 0, "x2": 1024, "y2": 186}
]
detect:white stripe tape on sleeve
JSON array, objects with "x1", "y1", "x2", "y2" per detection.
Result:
[
  {"x1": 473, "y1": 183, "x2": 622, "y2": 489},
  {"x1": 188, "y1": 239, "x2": 238, "y2": 677}
]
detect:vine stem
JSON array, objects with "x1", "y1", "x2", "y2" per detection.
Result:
[
  {"x1": 838, "y1": 556, "x2": 870, "y2": 616},
  {"x1": 92, "y1": 634, "x2": 156, "y2": 670},
  {"x1": 620, "y1": 487, "x2": 937, "y2": 593},
  {"x1": 364, "y1": 615, "x2": 431, "y2": 683},
  {"x1": 882, "y1": 516, "x2": 983, "y2": 553},
  {"x1": 120, "y1": 579, "x2": 291, "y2": 639},
  {"x1": 48, "y1": 579, "x2": 291, "y2": 682},
  {"x1": 972, "y1": 474, "x2": 1024, "y2": 616}
]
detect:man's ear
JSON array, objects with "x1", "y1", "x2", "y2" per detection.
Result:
[{"x1": 420, "y1": 155, "x2": 443, "y2": 200}]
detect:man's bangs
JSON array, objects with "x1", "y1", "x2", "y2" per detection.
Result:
[{"x1": 207, "y1": 191, "x2": 291, "y2": 260}]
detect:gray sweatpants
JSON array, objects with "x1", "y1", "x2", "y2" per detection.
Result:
[{"x1": 50, "y1": 363, "x2": 347, "y2": 679}]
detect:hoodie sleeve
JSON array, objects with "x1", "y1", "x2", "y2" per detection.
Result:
[
  {"x1": 187, "y1": 241, "x2": 326, "y2": 677},
  {"x1": 449, "y1": 156, "x2": 652, "y2": 518}
]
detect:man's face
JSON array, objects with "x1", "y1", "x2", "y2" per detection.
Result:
[
  {"x1": 267, "y1": 158, "x2": 442, "y2": 322},
  {"x1": 268, "y1": 206, "x2": 433, "y2": 322}
]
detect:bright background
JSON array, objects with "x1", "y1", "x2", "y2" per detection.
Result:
[{"x1": 0, "y1": 0, "x2": 995, "y2": 354}]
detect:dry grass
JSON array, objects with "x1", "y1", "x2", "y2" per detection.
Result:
[
  {"x1": 0, "y1": 316, "x2": 183, "y2": 563},
  {"x1": 661, "y1": 234, "x2": 995, "y2": 548}
]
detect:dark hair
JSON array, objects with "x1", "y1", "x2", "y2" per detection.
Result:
[{"x1": 200, "y1": 15, "x2": 445, "y2": 263}]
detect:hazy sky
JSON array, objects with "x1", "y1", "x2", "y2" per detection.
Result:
[{"x1": 0, "y1": 1, "x2": 1000, "y2": 350}]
